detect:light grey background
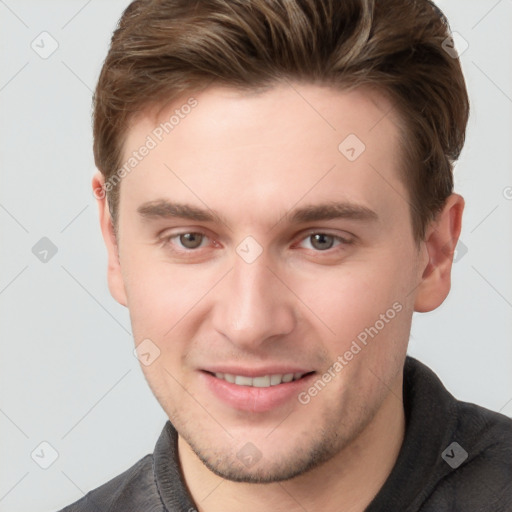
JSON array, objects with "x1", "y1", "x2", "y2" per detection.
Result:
[{"x1": 0, "y1": 1, "x2": 511, "y2": 511}]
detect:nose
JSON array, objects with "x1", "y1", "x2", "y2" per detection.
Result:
[{"x1": 211, "y1": 251, "x2": 296, "y2": 350}]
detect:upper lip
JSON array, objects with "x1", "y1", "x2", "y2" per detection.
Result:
[{"x1": 202, "y1": 366, "x2": 314, "y2": 377}]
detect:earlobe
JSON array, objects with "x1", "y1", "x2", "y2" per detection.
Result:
[
  {"x1": 92, "y1": 171, "x2": 128, "y2": 307},
  {"x1": 413, "y1": 193, "x2": 465, "y2": 313}
]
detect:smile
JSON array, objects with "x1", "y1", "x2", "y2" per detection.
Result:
[
  {"x1": 202, "y1": 370, "x2": 316, "y2": 412},
  {"x1": 213, "y1": 372, "x2": 307, "y2": 387}
]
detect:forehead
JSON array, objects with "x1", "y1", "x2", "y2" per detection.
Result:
[{"x1": 119, "y1": 83, "x2": 408, "y2": 233}]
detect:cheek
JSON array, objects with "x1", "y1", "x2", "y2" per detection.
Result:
[
  {"x1": 289, "y1": 248, "x2": 414, "y2": 345},
  {"x1": 124, "y1": 259, "x2": 208, "y2": 403},
  {"x1": 121, "y1": 251, "x2": 215, "y2": 341}
]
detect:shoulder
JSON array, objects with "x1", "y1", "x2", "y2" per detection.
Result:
[
  {"x1": 398, "y1": 357, "x2": 512, "y2": 511},
  {"x1": 426, "y1": 399, "x2": 512, "y2": 511},
  {"x1": 452, "y1": 399, "x2": 512, "y2": 484},
  {"x1": 57, "y1": 454, "x2": 165, "y2": 512},
  {"x1": 454, "y1": 398, "x2": 512, "y2": 451},
  {"x1": 56, "y1": 420, "x2": 189, "y2": 512}
]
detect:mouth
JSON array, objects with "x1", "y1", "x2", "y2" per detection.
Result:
[
  {"x1": 207, "y1": 371, "x2": 312, "y2": 388},
  {"x1": 200, "y1": 369, "x2": 317, "y2": 412}
]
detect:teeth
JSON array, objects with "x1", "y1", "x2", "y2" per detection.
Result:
[
  {"x1": 235, "y1": 375, "x2": 253, "y2": 386},
  {"x1": 270, "y1": 374, "x2": 282, "y2": 386},
  {"x1": 214, "y1": 372, "x2": 305, "y2": 387},
  {"x1": 252, "y1": 375, "x2": 271, "y2": 388}
]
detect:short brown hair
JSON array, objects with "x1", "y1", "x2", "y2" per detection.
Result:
[{"x1": 93, "y1": 0, "x2": 469, "y2": 244}]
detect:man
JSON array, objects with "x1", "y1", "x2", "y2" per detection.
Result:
[{"x1": 60, "y1": 0, "x2": 512, "y2": 510}]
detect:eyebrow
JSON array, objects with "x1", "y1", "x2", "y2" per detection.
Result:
[
  {"x1": 288, "y1": 202, "x2": 378, "y2": 223},
  {"x1": 136, "y1": 199, "x2": 379, "y2": 225},
  {"x1": 137, "y1": 200, "x2": 221, "y2": 222}
]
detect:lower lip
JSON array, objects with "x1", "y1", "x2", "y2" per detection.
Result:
[{"x1": 201, "y1": 371, "x2": 316, "y2": 413}]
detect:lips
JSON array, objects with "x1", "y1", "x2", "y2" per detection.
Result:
[{"x1": 201, "y1": 368, "x2": 316, "y2": 412}]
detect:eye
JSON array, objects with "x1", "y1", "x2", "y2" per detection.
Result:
[
  {"x1": 162, "y1": 231, "x2": 210, "y2": 251},
  {"x1": 298, "y1": 233, "x2": 352, "y2": 251},
  {"x1": 178, "y1": 232, "x2": 205, "y2": 249}
]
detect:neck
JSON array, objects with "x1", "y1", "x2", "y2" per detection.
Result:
[{"x1": 178, "y1": 374, "x2": 405, "y2": 512}]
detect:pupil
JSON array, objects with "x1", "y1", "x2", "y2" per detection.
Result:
[
  {"x1": 180, "y1": 233, "x2": 202, "y2": 249},
  {"x1": 312, "y1": 234, "x2": 333, "y2": 250}
]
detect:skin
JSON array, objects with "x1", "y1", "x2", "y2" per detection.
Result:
[{"x1": 93, "y1": 83, "x2": 464, "y2": 512}]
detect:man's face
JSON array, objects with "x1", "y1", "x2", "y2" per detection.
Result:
[{"x1": 108, "y1": 84, "x2": 427, "y2": 482}]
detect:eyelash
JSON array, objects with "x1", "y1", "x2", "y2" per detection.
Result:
[
  {"x1": 158, "y1": 230, "x2": 354, "y2": 254},
  {"x1": 297, "y1": 232, "x2": 353, "y2": 251}
]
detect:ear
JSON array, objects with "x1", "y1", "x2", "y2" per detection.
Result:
[
  {"x1": 92, "y1": 171, "x2": 128, "y2": 307},
  {"x1": 414, "y1": 193, "x2": 465, "y2": 313}
]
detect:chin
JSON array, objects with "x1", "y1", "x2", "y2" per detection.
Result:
[{"x1": 185, "y1": 430, "x2": 342, "y2": 484}]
